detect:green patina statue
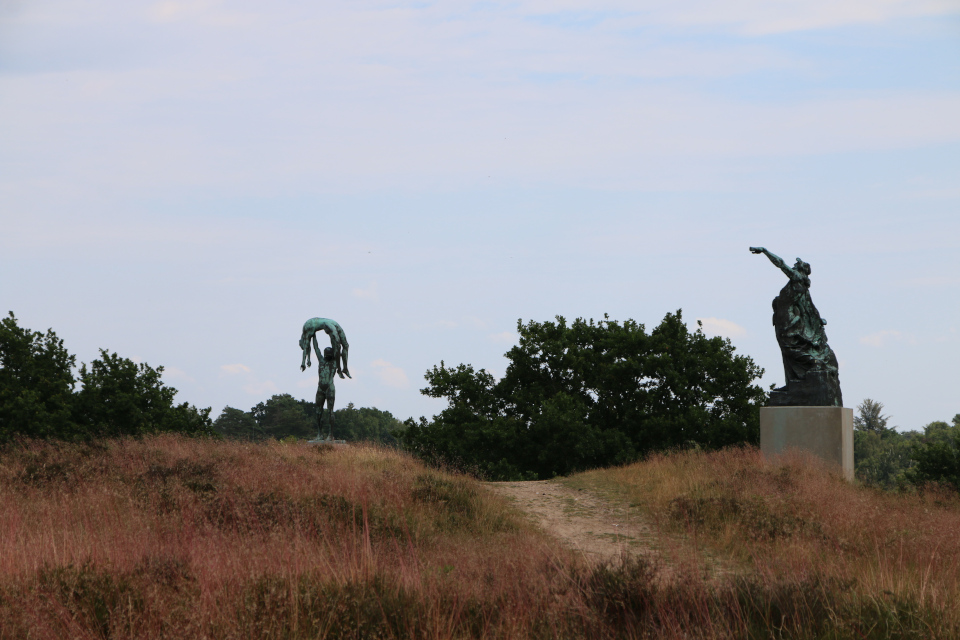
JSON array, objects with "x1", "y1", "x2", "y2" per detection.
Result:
[
  {"x1": 314, "y1": 346, "x2": 338, "y2": 440},
  {"x1": 299, "y1": 317, "x2": 350, "y2": 379},
  {"x1": 750, "y1": 247, "x2": 843, "y2": 407}
]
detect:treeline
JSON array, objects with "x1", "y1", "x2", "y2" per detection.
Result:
[
  {"x1": 0, "y1": 312, "x2": 213, "y2": 440},
  {"x1": 214, "y1": 394, "x2": 405, "y2": 445},
  {"x1": 854, "y1": 398, "x2": 960, "y2": 490},
  {"x1": 402, "y1": 311, "x2": 768, "y2": 480}
]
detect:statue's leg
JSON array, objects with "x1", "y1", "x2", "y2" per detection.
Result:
[
  {"x1": 315, "y1": 385, "x2": 326, "y2": 440},
  {"x1": 326, "y1": 330, "x2": 343, "y2": 375},
  {"x1": 326, "y1": 384, "x2": 336, "y2": 440}
]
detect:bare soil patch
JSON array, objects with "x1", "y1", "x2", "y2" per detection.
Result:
[{"x1": 485, "y1": 480, "x2": 662, "y2": 565}]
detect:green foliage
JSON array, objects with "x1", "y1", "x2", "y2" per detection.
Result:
[
  {"x1": 215, "y1": 396, "x2": 405, "y2": 444},
  {"x1": 403, "y1": 310, "x2": 767, "y2": 479},
  {"x1": 907, "y1": 415, "x2": 960, "y2": 491},
  {"x1": 212, "y1": 406, "x2": 260, "y2": 440},
  {"x1": 0, "y1": 312, "x2": 77, "y2": 439},
  {"x1": 854, "y1": 429, "x2": 917, "y2": 488},
  {"x1": 0, "y1": 312, "x2": 212, "y2": 441},
  {"x1": 333, "y1": 403, "x2": 404, "y2": 445},
  {"x1": 852, "y1": 399, "x2": 960, "y2": 491},
  {"x1": 252, "y1": 394, "x2": 316, "y2": 440},
  {"x1": 854, "y1": 398, "x2": 891, "y2": 434},
  {"x1": 73, "y1": 350, "x2": 213, "y2": 438}
]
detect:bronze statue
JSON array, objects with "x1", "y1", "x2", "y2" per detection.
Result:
[
  {"x1": 299, "y1": 318, "x2": 350, "y2": 379},
  {"x1": 750, "y1": 247, "x2": 842, "y2": 406},
  {"x1": 314, "y1": 346, "x2": 338, "y2": 440}
]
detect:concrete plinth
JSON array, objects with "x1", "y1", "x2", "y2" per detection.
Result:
[{"x1": 760, "y1": 406, "x2": 854, "y2": 481}]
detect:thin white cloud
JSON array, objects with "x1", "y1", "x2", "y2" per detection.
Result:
[
  {"x1": 697, "y1": 317, "x2": 747, "y2": 339},
  {"x1": 243, "y1": 380, "x2": 278, "y2": 395},
  {"x1": 163, "y1": 365, "x2": 195, "y2": 382},
  {"x1": 352, "y1": 281, "x2": 378, "y2": 300},
  {"x1": 860, "y1": 330, "x2": 902, "y2": 347},
  {"x1": 489, "y1": 331, "x2": 517, "y2": 344},
  {"x1": 371, "y1": 359, "x2": 410, "y2": 389},
  {"x1": 220, "y1": 363, "x2": 252, "y2": 374}
]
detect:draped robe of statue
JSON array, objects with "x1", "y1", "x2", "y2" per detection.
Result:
[{"x1": 751, "y1": 247, "x2": 843, "y2": 407}]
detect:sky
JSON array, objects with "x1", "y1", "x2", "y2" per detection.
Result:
[{"x1": 1, "y1": 0, "x2": 959, "y2": 432}]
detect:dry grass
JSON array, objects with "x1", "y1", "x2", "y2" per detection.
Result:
[
  {"x1": 3, "y1": 437, "x2": 958, "y2": 639},
  {"x1": 568, "y1": 445, "x2": 960, "y2": 638},
  {"x1": 0, "y1": 436, "x2": 590, "y2": 639}
]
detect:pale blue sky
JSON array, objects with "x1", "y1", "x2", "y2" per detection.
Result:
[{"x1": 2, "y1": 0, "x2": 958, "y2": 431}]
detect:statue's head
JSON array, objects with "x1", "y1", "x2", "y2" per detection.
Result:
[
  {"x1": 795, "y1": 258, "x2": 811, "y2": 275},
  {"x1": 323, "y1": 347, "x2": 335, "y2": 360}
]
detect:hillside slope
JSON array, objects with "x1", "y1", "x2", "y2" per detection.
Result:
[{"x1": 2, "y1": 437, "x2": 958, "y2": 638}]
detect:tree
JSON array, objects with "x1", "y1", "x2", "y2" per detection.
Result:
[
  {"x1": 215, "y1": 397, "x2": 405, "y2": 443},
  {"x1": 854, "y1": 399, "x2": 891, "y2": 434},
  {"x1": 907, "y1": 415, "x2": 960, "y2": 491},
  {"x1": 73, "y1": 350, "x2": 214, "y2": 438},
  {"x1": 0, "y1": 312, "x2": 77, "y2": 440},
  {"x1": 250, "y1": 394, "x2": 316, "y2": 440},
  {"x1": 333, "y1": 403, "x2": 403, "y2": 445},
  {"x1": 403, "y1": 311, "x2": 767, "y2": 479},
  {"x1": 213, "y1": 406, "x2": 261, "y2": 440}
]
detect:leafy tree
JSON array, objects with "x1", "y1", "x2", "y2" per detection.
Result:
[
  {"x1": 854, "y1": 398, "x2": 891, "y2": 434},
  {"x1": 73, "y1": 350, "x2": 214, "y2": 438},
  {"x1": 251, "y1": 394, "x2": 316, "y2": 440},
  {"x1": 907, "y1": 415, "x2": 960, "y2": 491},
  {"x1": 852, "y1": 398, "x2": 914, "y2": 487},
  {"x1": 853, "y1": 429, "x2": 917, "y2": 488},
  {"x1": 213, "y1": 406, "x2": 261, "y2": 440},
  {"x1": 403, "y1": 311, "x2": 767, "y2": 479},
  {"x1": 215, "y1": 396, "x2": 404, "y2": 444},
  {"x1": 333, "y1": 403, "x2": 404, "y2": 445},
  {"x1": 0, "y1": 312, "x2": 77, "y2": 440}
]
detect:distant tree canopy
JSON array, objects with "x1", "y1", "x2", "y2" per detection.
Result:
[
  {"x1": 0, "y1": 312, "x2": 213, "y2": 441},
  {"x1": 402, "y1": 311, "x2": 768, "y2": 480},
  {"x1": 907, "y1": 414, "x2": 960, "y2": 491},
  {"x1": 214, "y1": 395, "x2": 404, "y2": 445},
  {"x1": 852, "y1": 398, "x2": 960, "y2": 490}
]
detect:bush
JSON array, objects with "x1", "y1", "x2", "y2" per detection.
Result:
[
  {"x1": 0, "y1": 312, "x2": 212, "y2": 441},
  {"x1": 403, "y1": 310, "x2": 767, "y2": 479},
  {"x1": 0, "y1": 312, "x2": 77, "y2": 440}
]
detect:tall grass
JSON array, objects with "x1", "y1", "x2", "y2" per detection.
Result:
[
  {"x1": 2, "y1": 437, "x2": 958, "y2": 638},
  {"x1": 569, "y1": 446, "x2": 960, "y2": 638}
]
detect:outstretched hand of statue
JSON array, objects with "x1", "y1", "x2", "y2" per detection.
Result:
[{"x1": 749, "y1": 246, "x2": 765, "y2": 254}]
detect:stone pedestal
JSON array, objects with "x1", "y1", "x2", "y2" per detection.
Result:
[{"x1": 760, "y1": 406, "x2": 854, "y2": 481}]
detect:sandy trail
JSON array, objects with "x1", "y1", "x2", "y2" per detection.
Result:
[{"x1": 485, "y1": 480, "x2": 662, "y2": 565}]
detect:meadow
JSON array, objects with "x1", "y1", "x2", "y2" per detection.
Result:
[{"x1": 1, "y1": 436, "x2": 958, "y2": 638}]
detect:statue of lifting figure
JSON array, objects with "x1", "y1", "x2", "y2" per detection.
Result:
[
  {"x1": 314, "y1": 346, "x2": 338, "y2": 441},
  {"x1": 750, "y1": 247, "x2": 843, "y2": 407},
  {"x1": 299, "y1": 317, "x2": 351, "y2": 379}
]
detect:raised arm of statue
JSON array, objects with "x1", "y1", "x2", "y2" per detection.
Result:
[{"x1": 749, "y1": 247, "x2": 801, "y2": 281}]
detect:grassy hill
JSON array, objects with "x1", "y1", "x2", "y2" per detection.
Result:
[{"x1": 1, "y1": 437, "x2": 958, "y2": 638}]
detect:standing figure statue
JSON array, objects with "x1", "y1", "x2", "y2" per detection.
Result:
[
  {"x1": 315, "y1": 347, "x2": 338, "y2": 440},
  {"x1": 749, "y1": 247, "x2": 843, "y2": 407},
  {"x1": 299, "y1": 317, "x2": 351, "y2": 379}
]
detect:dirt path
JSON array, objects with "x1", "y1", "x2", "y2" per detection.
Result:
[{"x1": 485, "y1": 480, "x2": 662, "y2": 565}]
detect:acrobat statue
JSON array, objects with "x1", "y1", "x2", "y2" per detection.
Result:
[
  {"x1": 299, "y1": 317, "x2": 350, "y2": 379},
  {"x1": 314, "y1": 347, "x2": 338, "y2": 440}
]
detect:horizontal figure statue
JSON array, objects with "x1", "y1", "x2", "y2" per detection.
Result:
[
  {"x1": 299, "y1": 317, "x2": 351, "y2": 379},
  {"x1": 750, "y1": 247, "x2": 842, "y2": 407},
  {"x1": 315, "y1": 347, "x2": 338, "y2": 440}
]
